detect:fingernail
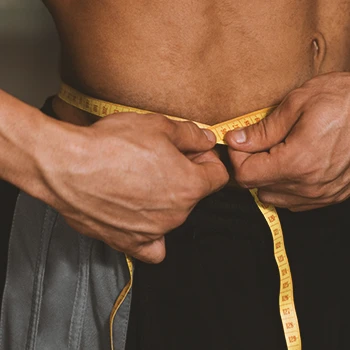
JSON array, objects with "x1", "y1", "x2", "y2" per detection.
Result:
[
  {"x1": 203, "y1": 129, "x2": 217, "y2": 143},
  {"x1": 231, "y1": 128, "x2": 247, "y2": 143}
]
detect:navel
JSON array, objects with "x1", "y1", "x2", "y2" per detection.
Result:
[{"x1": 311, "y1": 32, "x2": 327, "y2": 75}]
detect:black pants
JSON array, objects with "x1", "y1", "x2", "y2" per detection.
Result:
[
  {"x1": 126, "y1": 186, "x2": 350, "y2": 350},
  {"x1": 3, "y1": 98, "x2": 349, "y2": 349}
]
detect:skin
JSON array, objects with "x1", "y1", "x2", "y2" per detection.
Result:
[
  {"x1": 45, "y1": 0, "x2": 349, "y2": 207},
  {"x1": 226, "y1": 72, "x2": 350, "y2": 211},
  {"x1": 0, "y1": 91, "x2": 228, "y2": 264},
  {"x1": 1, "y1": 0, "x2": 350, "y2": 262}
]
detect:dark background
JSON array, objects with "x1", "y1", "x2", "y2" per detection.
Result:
[{"x1": 0, "y1": 2, "x2": 60, "y2": 302}]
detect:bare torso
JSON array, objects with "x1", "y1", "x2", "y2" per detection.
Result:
[{"x1": 45, "y1": 0, "x2": 350, "y2": 124}]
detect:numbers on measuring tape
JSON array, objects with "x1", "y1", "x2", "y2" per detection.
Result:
[{"x1": 59, "y1": 83, "x2": 302, "y2": 350}]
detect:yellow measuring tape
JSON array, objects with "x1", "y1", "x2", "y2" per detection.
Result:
[{"x1": 59, "y1": 83, "x2": 301, "y2": 350}]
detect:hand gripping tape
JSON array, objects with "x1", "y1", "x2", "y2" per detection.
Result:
[{"x1": 58, "y1": 83, "x2": 302, "y2": 350}]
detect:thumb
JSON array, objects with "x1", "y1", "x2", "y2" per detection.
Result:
[
  {"x1": 224, "y1": 104, "x2": 302, "y2": 152},
  {"x1": 167, "y1": 120, "x2": 217, "y2": 153}
]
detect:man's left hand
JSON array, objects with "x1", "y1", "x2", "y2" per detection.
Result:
[{"x1": 225, "y1": 72, "x2": 350, "y2": 211}]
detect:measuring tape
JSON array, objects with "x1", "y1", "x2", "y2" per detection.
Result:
[{"x1": 58, "y1": 83, "x2": 302, "y2": 350}]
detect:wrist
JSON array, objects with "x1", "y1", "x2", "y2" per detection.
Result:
[
  {"x1": 0, "y1": 91, "x2": 42, "y2": 192},
  {"x1": 31, "y1": 111, "x2": 90, "y2": 208},
  {"x1": 0, "y1": 91, "x2": 88, "y2": 207}
]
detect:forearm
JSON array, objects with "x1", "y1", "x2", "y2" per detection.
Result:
[
  {"x1": 0, "y1": 89, "x2": 81, "y2": 203},
  {"x1": 0, "y1": 90, "x2": 229, "y2": 262},
  {"x1": 0, "y1": 90, "x2": 42, "y2": 190}
]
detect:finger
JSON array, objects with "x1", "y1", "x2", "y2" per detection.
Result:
[
  {"x1": 185, "y1": 146, "x2": 221, "y2": 161},
  {"x1": 259, "y1": 177, "x2": 350, "y2": 202},
  {"x1": 288, "y1": 188, "x2": 350, "y2": 211},
  {"x1": 256, "y1": 182, "x2": 307, "y2": 198},
  {"x1": 226, "y1": 149, "x2": 252, "y2": 170},
  {"x1": 256, "y1": 186, "x2": 348, "y2": 209},
  {"x1": 225, "y1": 96, "x2": 303, "y2": 153},
  {"x1": 228, "y1": 146, "x2": 289, "y2": 188},
  {"x1": 165, "y1": 119, "x2": 217, "y2": 152},
  {"x1": 256, "y1": 188, "x2": 316, "y2": 208},
  {"x1": 188, "y1": 149, "x2": 221, "y2": 163},
  {"x1": 192, "y1": 152, "x2": 230, "y2": 194},
  {"x1": 131, "y1": 237, "x2": 166, "y2": 264}
]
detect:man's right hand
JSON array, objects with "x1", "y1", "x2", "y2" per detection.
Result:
[{"x1": 37, "y1": 112, "x2": 228, "y2": 263}]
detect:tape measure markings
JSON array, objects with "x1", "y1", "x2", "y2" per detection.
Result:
[
  {"x1": 250, "y1": 188, "x2": 301, "y2": 348},
  {"x1": 59, "y1": 83, "x2": 302, "y2": 350}
]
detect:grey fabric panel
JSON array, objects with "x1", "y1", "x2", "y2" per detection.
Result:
[
  {"x1": 112, "y1": 285, "x2": 132, "y2": 350},
  {"x1": 81, "y1": 241, "x2": 132, "y2": 350},
  {"x1": 1, "y1": 192, "x2": 132, "y2": 350},
  {"x1": 68, "y1": 236, "x2": 93, "y2": 350},
  {"x1": 35, "y1": 216, "x2": 82, "y2": 349},
  {"x1": 25, "y1": 206, "x2": 58, "y2": 350},
  {"x1": 0, "y1": 192, "x2": 54, "y2": 350}
]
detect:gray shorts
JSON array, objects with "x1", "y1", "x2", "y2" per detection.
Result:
[{"x1": 0, "y1": 192, "x2": 132, "y2": 350}]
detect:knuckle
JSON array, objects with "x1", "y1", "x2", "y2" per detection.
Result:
[
  {"x1": 129, "y1": 240, "x2": 147, "y2": 254},
  {"x1": 300, "y1": 172, "x2": 319, "y2": 187},
  {"x1": 188, "y1": 173, "x2": 207, "y2": 197},
  {"x1": 299, "y1": 184, "x2": 325, "y2": 199},
  {"x1": 136, "y1": 232, "x2": 154, "y2": 244},
  {"x1": 284, "y1": 89, "x2": 304, "y2": 110},
  {"x1": 197, "y1": 165, "x2": 229, "y2": 194},
  {"x1": 219, "y1": 167, "x2": 230, "y2": 186},
  {"x1": 234, "y1": 170, "x2": 253, "y2": 188},
  {"x1": 332, "y1": 185, "x2": 350, "y2": 204},
  {"x1": 335, "y1": 191, "x2": 349, "y2": 204},
  {"x1": 150, "y1": 113, "x2": 173, "y2": 130}
]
